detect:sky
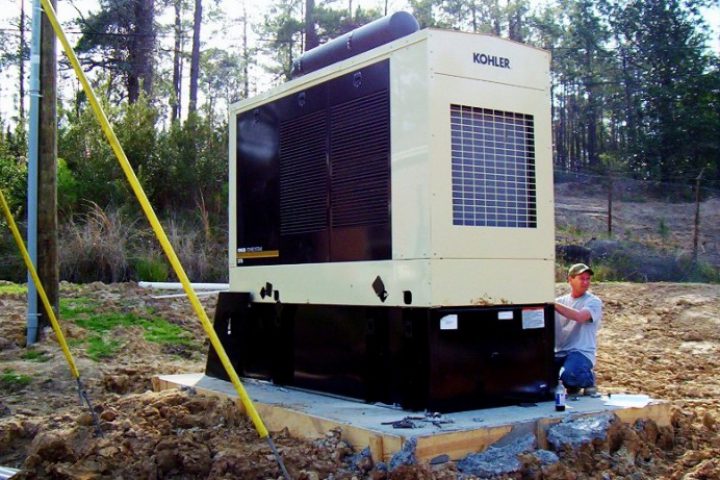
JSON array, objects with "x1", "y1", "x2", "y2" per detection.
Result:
[{"x1": 0, "y1": 0, "x2": 718, "y2": 125}]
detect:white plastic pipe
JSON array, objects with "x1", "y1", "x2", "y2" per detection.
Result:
[{"x1": 138, "y1": 281, "x2": 229, "y2": 290}]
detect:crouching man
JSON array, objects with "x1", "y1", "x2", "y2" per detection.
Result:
[{"x1": 554, "y1": 263, "x2": 603, "y2": 396}]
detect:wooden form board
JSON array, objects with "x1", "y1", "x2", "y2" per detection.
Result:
[{"x1": 153, "y1": 374, "x2": 672, "y2": 463}]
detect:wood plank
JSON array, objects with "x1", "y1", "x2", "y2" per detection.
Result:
[{"x1": 415, "y1": 425, "x2": 512, "y2": 460}]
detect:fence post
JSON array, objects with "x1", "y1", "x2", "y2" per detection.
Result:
[
  {"x1": 692, "y1": 168, "x2": 704, "y2": 263},
  {"x1": 607, "y1": 172, "x2": 613, "y2": 237}
]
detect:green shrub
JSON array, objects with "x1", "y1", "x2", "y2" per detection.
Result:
[
  {"x1": 134, "y1": 256, "x2": 169, "y2": 282},
  {"x1": 679, "y1": 258, "x2": 720, "y2": 284},
  {"x1": 57, "y1": 158, "x2": 79, "y2": 216},
  {"x1": 586, "y1": 264, "x2": 616, "y2": 282},
  {"x1": 0, "y1": 229, "x2": 25, "y2": 282}
]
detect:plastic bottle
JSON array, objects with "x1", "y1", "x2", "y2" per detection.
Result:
[{"x1": 555, "y1": 380, "x2": 567, "y2": 412}]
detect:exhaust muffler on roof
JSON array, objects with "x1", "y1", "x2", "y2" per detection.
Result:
[{"x1": 291, "y1": 11, "x2": 419, "y2": 78}]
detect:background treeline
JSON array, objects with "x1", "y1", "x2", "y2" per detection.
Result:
[{"x1": 0, "y1": 0, "x2": 719, "y2": 283}]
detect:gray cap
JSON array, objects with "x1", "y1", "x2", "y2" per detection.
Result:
[{"x1": 568, "y1": 263, "x2": 594, "y2": 277}]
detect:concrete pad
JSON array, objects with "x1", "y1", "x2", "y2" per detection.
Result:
[{"x1": 153, "y1": 373, "x2": 671, "y2": 463}]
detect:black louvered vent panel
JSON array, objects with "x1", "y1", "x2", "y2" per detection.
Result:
[
  {"x1": 330, "y1": 90, "x2": 390, "y2": 227},
  {"x1": 280, "y1": 110, "x2": 329, "y2": 235}
]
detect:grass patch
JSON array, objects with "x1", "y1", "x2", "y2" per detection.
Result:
[
  {"x1": 21, "y1": 349, "x2": 50, "y2": 363},
  {"x1": 86, "y1": 335, "x2": 121, "y2": 361},
  {"x1": 65, "y1": 306, "x2": 194, "y2": 361},
  {"x1": 73, "y1": 312, "x2": 192, "y2": 345},
  {"x1": 1, "y1": 369, "x2": 32, "y2": 391},
  {"x1": 60, "y1": 297, "x2": 101, "y2": 317},
  {"x1": 58, "y1": 292, "x2": 194, "y2": 361},
  {"x1": 0, "y1": 283, "x2": 27, "y2": 295}
]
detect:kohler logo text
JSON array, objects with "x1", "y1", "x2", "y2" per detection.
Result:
[{"x1": 473, "y1": 53, "x2": 510, "y2": 69}]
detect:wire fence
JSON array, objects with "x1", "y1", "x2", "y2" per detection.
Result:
[
  {"x1": 553, "y1": 167, "x2": 720, "y2": 282},
  {"x1": 554, "y1": 168, "x2": 720, "y2": 202}
]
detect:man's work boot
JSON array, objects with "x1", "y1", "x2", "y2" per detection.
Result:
[{"x1": 583, "y1": 386, "x2": 598, "y2": 397}]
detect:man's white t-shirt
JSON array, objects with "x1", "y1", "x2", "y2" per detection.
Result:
[{"x1": 555, "y1": 292, "x2": 603, "y2": 366}]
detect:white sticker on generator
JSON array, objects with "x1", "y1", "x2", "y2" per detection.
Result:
[
  {"x1": 521, "y1": 308, "x2": 545, "y2": 329},
  {"x1": 440, "y1": 314, "x2": 459, "y2": 330},
  {"x1": 498, "y1": 311, "x2": 514, "y2": 320}
]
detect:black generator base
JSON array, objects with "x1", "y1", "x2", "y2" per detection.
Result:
[{"x1": 205, "y1": 292, "x2": 556, "y2": 412}]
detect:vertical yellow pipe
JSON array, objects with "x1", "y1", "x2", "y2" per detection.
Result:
[{"x1": 38, "y1": 0, "x2": 269, "y2": 439}]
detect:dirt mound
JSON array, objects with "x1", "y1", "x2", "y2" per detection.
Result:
[{"x1": 11, "y1": 389, "x2": 388, "y2": 479}]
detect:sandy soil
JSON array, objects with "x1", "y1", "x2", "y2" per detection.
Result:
[{"x1": 1, "y1": 281, "x2": 719, "y2": 479}]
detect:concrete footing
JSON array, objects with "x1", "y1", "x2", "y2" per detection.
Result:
[{"x1": 152, "y1": 373, "x2": 671, "y2": 463}]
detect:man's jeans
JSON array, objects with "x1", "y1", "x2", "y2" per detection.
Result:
[{"x1": 555, "y1": 351, "x2": 595, "y2": 389}]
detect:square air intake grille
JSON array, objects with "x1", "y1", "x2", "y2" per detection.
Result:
[{"x1": 450, "y1": 105, "x2": 537, "y2": 228}]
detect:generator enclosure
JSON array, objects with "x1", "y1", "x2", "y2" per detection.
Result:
[{"x1": 207, "y1": 26, "x2": 557, "y2": 412}]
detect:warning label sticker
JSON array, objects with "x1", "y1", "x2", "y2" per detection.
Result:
[{"x1": 521, "y1": 308, "x2": 545, "y2": 329}]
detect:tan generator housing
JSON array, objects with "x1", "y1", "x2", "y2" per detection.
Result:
[
  {"x1": 228, "y1": 28, "x2": 554, "y2": 308},
  {"x1": 208, "y1": 18, "x2": 557, "y2": 412}
]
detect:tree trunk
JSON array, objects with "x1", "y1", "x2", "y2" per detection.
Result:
[
  {"x1": 171, "y1": 0, "x2": 183, "y2": 121},
  {"x1": 126, "y1": 0, "x2": 155, "y2": 102},
  {"x1": 38, "y1": 0, "x2": 58, "y2": 334},
  {"x1": 19, "y1": 0, "x2": 26, "y2": 122},
  {"x1": 242, "y1": 1, "x2": 249, "y2": 98},
  {"x1": 138, "y1": 0, "x2": 155, "y2": 98},
  {"x1": 304, "y1": 0, "x2": 319, "y2": 51},
  {"x1": 508, "y1": 0, "x2": 523, "y2": 42},
  {"x1": 189, "y1": 0, "x2": 202, "y2": 113}
]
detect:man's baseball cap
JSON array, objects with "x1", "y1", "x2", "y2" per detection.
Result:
[{"x1": 568, "y1": 263, "x2": 594, "y2": 277}]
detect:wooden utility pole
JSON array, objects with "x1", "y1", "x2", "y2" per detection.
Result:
[{"x1": 37, "y1": 0, "x2": 59, "y2": 335}]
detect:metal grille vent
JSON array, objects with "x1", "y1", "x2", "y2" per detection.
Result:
[
  {"x1": 279, "y1": 110, "x2": 328, "y2": 235},
  {"x1": 330, "y1": 90, "x2": 390, "y2": 227},
  {"x1": 450, "y1": 105, "x2": 537, "y2": 228}
]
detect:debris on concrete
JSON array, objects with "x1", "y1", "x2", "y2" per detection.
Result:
[
  {"x1": 382, "y1": 417, "x2": 418, "y2": 429},
  {"x1": 381, "y1": 412, "x2": 454, "y2": 430}
]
